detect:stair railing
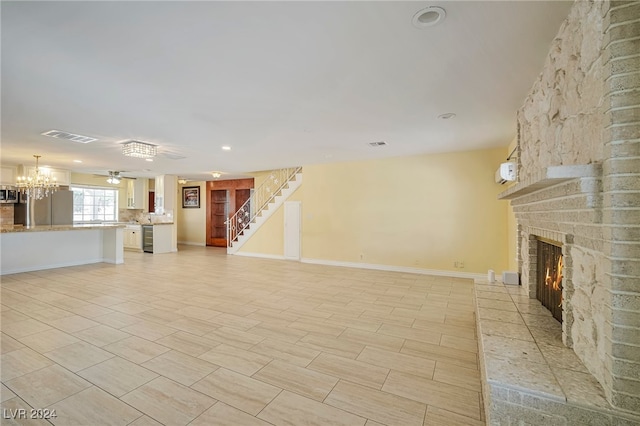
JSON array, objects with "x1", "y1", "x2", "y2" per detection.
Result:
[{"x1": 227, "y1": 167, "x2": 302, "y2": 246}]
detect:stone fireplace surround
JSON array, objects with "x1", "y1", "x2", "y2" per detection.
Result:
[
  {"x1": 475, "y1": 165, "x2": 639, "y2": 424},
  {"x1": 475, "y1": 0, "x2": 639, "y2": 423}
]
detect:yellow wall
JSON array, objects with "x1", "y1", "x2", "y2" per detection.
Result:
[
  {"x1": 505, "y1": 138, "x2": 518, "y2": 271},
  {"x1": 239, "y1": 186, "x2": 303, "y2": 256},
  {"x1": 240, "y1": 148, "x2": 511, "y2": 274},
  {"x1": 177, "y1": 181, "x2": 207, "y2": 245}
]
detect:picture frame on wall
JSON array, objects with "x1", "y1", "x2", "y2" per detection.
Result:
[{"x1": 182, "y1": 186, "x2": 200, "y2": 208}]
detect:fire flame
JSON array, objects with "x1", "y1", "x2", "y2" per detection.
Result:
[{"x1": 544, "y1": 255, "x2": 564, "y2": 307}]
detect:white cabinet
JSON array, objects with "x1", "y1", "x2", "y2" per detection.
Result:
[
  {"x1": 154, "y1": 176, "x2": 163, "y2": 213},
  {"x1": 1, "y1": 165, "x2": 17, "y2": 185},
  {"x1": 23, "y1": 167, "x2": 70, "y2": 186},
  {"x1": 126, "y1": 180, "x2": 135, "y2": 209},
  {"x1": 126, "y1": 179, "x2": 148, "y2": 210},
  {"x1": 154, "y1": 175, "x2": 176, "y2": 215},
  {"x1": 123, "y1": 225, "x2": 142, "y2": 251},
  {"x1": 150, "y1": 224, "x2": 174, "y2": 254}
]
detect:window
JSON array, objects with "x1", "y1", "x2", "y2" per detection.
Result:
[{"x1": 71, "y1": 186, "x2": 118, "y2": 222}]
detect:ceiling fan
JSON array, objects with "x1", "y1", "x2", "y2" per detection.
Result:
[
  {"x1": 106, "y1": 171, "x2": 122, "y2": 184},
  {"x1": 99, "y1": 171, "x2": 135, "y2": 184}
]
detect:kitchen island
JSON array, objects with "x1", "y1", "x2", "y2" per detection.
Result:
[{"x1": 0, "y1": 223, "x2": 124, "y2": 275}]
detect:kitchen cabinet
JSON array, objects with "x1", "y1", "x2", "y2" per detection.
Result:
[
  {"x1": 140, "y1": 224, "x2": 173, "y2": 254},
  {"x1": 154, "y1": 175, "x2": 176, "y2": 215},
  {"x1": 123, "y1": 224, "x2": 142, "y2": 251},
  {"x1": 126, "y1": 179, "x2": 148, "y2": 210},
  {"x1": 23, "y1": 166, "x2": 70, "y2": 186},
  {"x1": 1, "y1": 165, "x2": 17, "y2": 185}
]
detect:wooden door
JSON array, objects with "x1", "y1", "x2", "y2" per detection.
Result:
[
  {"x1": 148, "y1": 191, "x2": 155, "y2": 213},
  {"x1": 209, "y1": 189, "x2": 228, "y2": 247},
  {"x1": 205, "y1": 178, "x2": 254, "y2": 248}
]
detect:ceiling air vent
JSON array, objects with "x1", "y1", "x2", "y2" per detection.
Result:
[
  {"x1": 42, "y1": 130, "x2": 98, "y2": 144},
  {"x1": 158, "y1": 151, "x2": 186, "y2": 160},
  {"x1": 367, "y1": 141, "x2": 387, "y2": 147}
]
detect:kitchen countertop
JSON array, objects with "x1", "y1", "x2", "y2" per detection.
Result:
[{"x1": 0, "y1": 223, "x2": 125, "y2": 233}]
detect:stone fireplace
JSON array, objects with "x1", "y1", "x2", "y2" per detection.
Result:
[{"x1": 477, "y1": 0, "x2": 639, "y2": 423}]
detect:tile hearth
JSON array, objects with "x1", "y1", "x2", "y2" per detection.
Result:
[{"x1": 474, "y1": 280, "x2": 640, "y2": 425}]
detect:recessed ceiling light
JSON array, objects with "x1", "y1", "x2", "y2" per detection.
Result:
[
  {"x1": 73, "y1": 159, "x2": 82, "y2": 163},
  {"x1": 412, "y1": 6, "x2": 446, "y2": 28},
  {"x1": 221, "y1": 146, "x2": 231, "y2": 151},
  {"x1": 211, "y1": 172, "x2": 222, "y2": 178},
  {"x1": 145, "y1": 158, "x2": 154, "y2": 162},
  {"x1": 438, "y1": 112, "x2": 457, "y2": 120}
]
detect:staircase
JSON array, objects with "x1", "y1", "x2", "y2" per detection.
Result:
[{"x1": 227, "y1": 167, "x2": 302, "y2": 254}]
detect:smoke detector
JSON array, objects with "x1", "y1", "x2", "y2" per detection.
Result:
[
  {"x1": 367, "y1": 141, "x2": 387, "y2": 147},
  {"x1": 412, "y1": 6, "x2": 446, "y2": 28}
]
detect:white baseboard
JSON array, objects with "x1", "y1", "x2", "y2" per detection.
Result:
[
  {"x1": 232, "y1": 251, "x2": 286, "y2": 260},
  {"x1": 177, "y1": 241, "x2": 206, "y2": 246},
  {"x1": 228, "y1": 252, "x2": 486, "y2": 280},
  {"x1": 1, "y1": 258, "x2": 109, "y2": 276},
  {"x1": 300, "y1": 257, "x2": 486, "y2": 280}
]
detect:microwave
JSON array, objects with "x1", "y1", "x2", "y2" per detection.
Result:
[{"x1": 0, "y1": 187, "x2": 19, "y2": 203}]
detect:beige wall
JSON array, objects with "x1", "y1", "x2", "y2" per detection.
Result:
[
  {"x1": 241, "y1": 147, "x2": 510, "y2": 274},
  {"x1": 505, "y1": 138, "x2": 518, "y2": 272},
  {"x1": 239, "y1": 186, "x2": 303, "y2": 256},
  {"x1": 176, "y1": 181, "x2": 207, "y2": 245}
]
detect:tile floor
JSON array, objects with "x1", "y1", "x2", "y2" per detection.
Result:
[{"x1": 1, "y1": 246, "x2": 484, "y2": 425}]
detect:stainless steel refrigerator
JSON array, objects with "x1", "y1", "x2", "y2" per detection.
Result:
[{"x1": 14, "y1": 189, "x2": 74, "y2": 226}]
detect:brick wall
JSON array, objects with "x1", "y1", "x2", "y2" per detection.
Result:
[
  {"x1": 512, "y1": 0, "x2": 639, "y2": 415},
  {"x1": 601, "y1": 0, "x2": 640, "y2": 413}
]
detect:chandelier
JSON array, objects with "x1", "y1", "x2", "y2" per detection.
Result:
[
  {"x1": 16, "y1": 155, "x2": 59, "y2": 200},
  {"x1": 122, "y1": 140, "x2": 157, "y2": 158}
]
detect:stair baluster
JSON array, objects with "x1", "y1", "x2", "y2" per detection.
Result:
[{"x1": 226, "y1": 167, "x2": 302, "y2": 248}]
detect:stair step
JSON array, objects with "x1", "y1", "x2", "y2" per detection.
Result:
[{"x1": 227, "y1": 167, "x2": 302, "y2": 253}]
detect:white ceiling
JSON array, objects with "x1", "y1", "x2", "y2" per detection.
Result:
[{"x1": 1, "y1": 1, "x2": 573, "y2": 181}]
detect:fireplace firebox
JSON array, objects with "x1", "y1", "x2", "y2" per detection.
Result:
[{"x1": 536, "y1": 239, "x2": 563, "y2": 323}]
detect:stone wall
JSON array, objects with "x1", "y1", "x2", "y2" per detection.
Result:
[
  {"x1": 518, "y1": 1, "x2": 608, "y2": 181},
  {"x1": 512, "y1": 0, "x2": 640, "y2": 415}
]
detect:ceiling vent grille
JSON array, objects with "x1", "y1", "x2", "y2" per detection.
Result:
[
  {"x1": 367, "y1": 141, "x2": 387, "y2": 147},
  {"x1": 158, "y1": 151, "x2": 186, "y2": 160},
  {"x1": 42, "y1": 130, "x2": 98, "y2": 144}
]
